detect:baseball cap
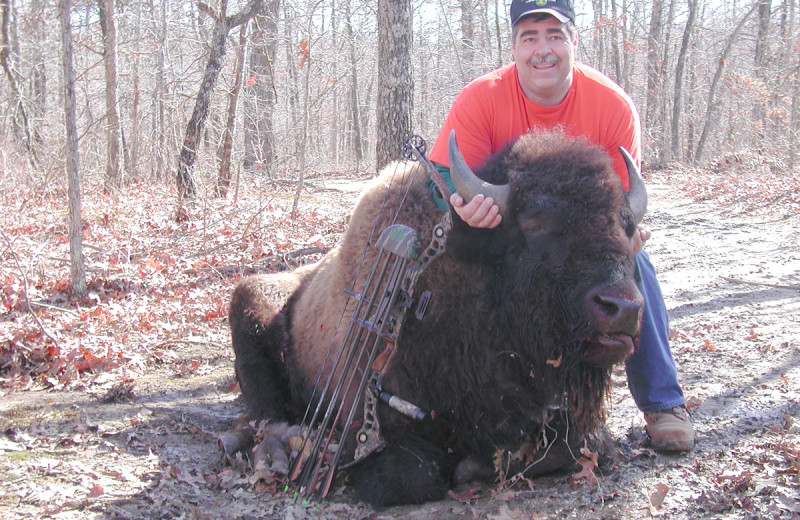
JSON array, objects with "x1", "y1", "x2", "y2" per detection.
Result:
[{"x1": 510, "y1": 0, "x2": 576, "y2": 26}]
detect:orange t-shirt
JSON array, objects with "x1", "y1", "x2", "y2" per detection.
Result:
[{"x1": 428, "y1": 62, "x2": 641, "y2": 190}]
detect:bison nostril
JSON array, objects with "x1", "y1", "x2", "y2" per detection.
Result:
[
  {"x1": 594, "y1": 294, "x2": 621, "y2": 317},
  {"x1": 589, "y1": 292, "x2": 642, "y2": 335}
]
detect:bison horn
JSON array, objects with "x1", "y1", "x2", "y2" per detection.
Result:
[
  {"x1": 619, "y1": 146, "x2": 647, "y2": 224},
  {"x1": 448, "y1": 130, "x2": 511, "y2": 216}
]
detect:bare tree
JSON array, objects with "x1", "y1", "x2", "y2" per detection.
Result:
[
  {"x1": 99, "y1": 0, "x2": 125, "y2": 192},
  {"x1": 375, "y1": 0, "x2": 413, "y2": 169},
  {"x1": 694, "y1": 1, "x2": 760, "y2": 163},
  {"x1": 176, "y1": 0, "x2": 263, "y2": 199},
  {"x1": 129, "y1": 0, "x2": 143, "y2": 179},
  {"x1": 609, "y1": 0, "x2": 622, "y2": 84},
  {"x1": 243, "y1": 0, "x2": 280, "y2": 175},
  {"x1": 2, "y1": 0, "x2": 799, "y2": 202},
  {"x1": 669, "y1": 0, "x2": 698, "y2": 161},
  {"x1": 290, "y1": 0, "x2": 324, "y2": 222},
  {"x1": 753, "y1": 0, "x2": 771, "y2": 140},
  {"x1": 343, "y1": 0, "x2": 363, "y2": 167},
  {"x1": 791, "y1": 70, "x2": 800, "y2": 170},
  {"x1": 148, "y1": 0, "x2": 168, "y2": 180},
  {"x1": 217, "y1": 23, "x2": 248, "y2": 197},
  {"x1": 59, "y1": 0, "x2": 86, "y2": 299},
  {"x1": 645, "y1": 0, "x2": 665, "y2": 163},
  {"x1": 1, "y1": 0, "x2": 38, "y2": 164},
  {"x1": 461, "y1": 0, "x2": 476, "y2": 79}
]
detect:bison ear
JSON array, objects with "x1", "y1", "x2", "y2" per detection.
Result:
[
  {"x1": 449, "y1": 130, "x2": 511, "y2": 216},
  {"x1": 619, "y1": 146, "x2": 647, "y2": 224}
]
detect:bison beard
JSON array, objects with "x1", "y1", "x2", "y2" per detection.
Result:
[{"x1": 227, "y1": 130, "x2": 644, "y2": 507}]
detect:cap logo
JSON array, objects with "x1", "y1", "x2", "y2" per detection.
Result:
[{"x1": 534, "y1": 0, "x2": 548, "y2": 5}]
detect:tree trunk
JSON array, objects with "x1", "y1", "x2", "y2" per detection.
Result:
[
  {"x1": 609, "y1": 0, "x2": 622, "y2": 84},
  {"x1": 177, "y1": 0, "x2": 263, "y2": 200},
  {"x1": 129, "y1": 0, "x2": 142, "y2": 179},
  {"x1": 283, "y1": 7, "x2": 300, "y2": 159},
  {"x1": 659, "y1": 0, "x2": 676, "y2": 159},
  {"x1": 493, "y1": 0, "x2": 503, "y2": 68},
  {"x1": 59, "y1": 0, "x2": 86, "y2": 299},
  {"x1": 1, "y1": 0, "x2": 38, "y2": 164},
  {"x1": 243, "y1": 0, "x2": 279, "y2": 175},
  {"x1": 344, "y1": 0, "x2": 362, "y2": 167},
  {"x1": 645, "y1": 0, "x2": 664, "y2": 162},
  {"x1": 461, "y1": 0, "x2": 475, "y2": 79},
  {"x1": 591, "y1": 0, "x2": 605, "y2": 71},
  {"x1": 217, "y1": 23, "x2": 248, "y2": 197},
  {"x1": 244, "y1": 0, "x2": 280, "y2": 173},
  {"x1": 147, "y1": 0, "x2": 168, "y2": 180},
  {"x1": 669, "y1": 0, "x2": 698, "y2": 161},
  {"x1": 790, "y1": 70, "x2": 799, "y2": 170},
  {"x1": 99, "y1": 0, "x2": 124, "y2": 192},
  {"x1": 376, "y1": 0, "x2": 413, "y2": 169},
  {"x1": 291, "y1": 1, "x2": 321, "y2": 222},
  {"x1": 753, "y1": 0, "x2": 771, "y2": 141},
  {"x1": 329, "y1": 0, "x2": 338, "y2": 167}
]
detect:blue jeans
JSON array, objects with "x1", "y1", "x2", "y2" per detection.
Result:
[{"x1": 625, "y1": 250, "x2": 686, "y2": 412}]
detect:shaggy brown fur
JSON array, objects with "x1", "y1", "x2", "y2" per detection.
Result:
[{"x1": 228, "y1": 130, "x2": 643, "y2": 507}]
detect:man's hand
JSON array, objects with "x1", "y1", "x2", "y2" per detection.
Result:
[
  {"x1": 450, "y1": 193, "x2": 502, "y2": 229},
  {"x1": 632, "y1": 226, "x2": 651, "y2": 254}
]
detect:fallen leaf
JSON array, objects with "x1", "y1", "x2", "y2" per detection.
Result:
[
  {"x1": 685, "y1": 395, "x2": 702, "y2": 410},
  {"x1": 647, "y1": 482, "x2": 669, "y2": 515},
  {"x1": 87, "y1": 484, "x2": 104, "y2": 497},
  {"x1": 448, "y1": 486, "x2": 481, "y2": 504},
  {"x1": 570, "y1": 441, "x2": 598, "y2": 487},
  {"x1": 701, "y1": 339, "x2": 716, "y2": 351}
]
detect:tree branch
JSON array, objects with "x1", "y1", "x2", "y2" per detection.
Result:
[
  {"x1": 197, "y1": 2, "x2": 217, "y2": 19},
  {"x1": 228, "y1": 0, "x2": 263, "y2": 29},
  {"x1": 0, "y1": 229, "x2": 60, "y2": 349}
]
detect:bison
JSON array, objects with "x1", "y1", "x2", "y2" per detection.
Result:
[{"x1": 226, "y1": 130, "x2": 646, "y2": 507}]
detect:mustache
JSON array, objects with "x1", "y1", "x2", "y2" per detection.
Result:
[{"x1": 528, "y1": 54, "x2": 560, "y2": 65}]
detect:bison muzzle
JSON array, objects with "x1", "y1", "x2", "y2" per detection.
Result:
[{"x1": 226, "y1": 130, "x2": 645, "y2": 507}]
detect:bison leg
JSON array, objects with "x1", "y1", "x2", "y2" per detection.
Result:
[
  {"x1": 346, "y1": 432, "x2": 455, "y2": 508},
  {"x1": 229, "y1": 275, "x2": 296, "y2": 421},
  {"x1": 518, "y1": 412, "x2": 617, "y2": 478}
]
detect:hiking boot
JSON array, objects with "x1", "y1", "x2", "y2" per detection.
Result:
[{"x1": 644, "y1": 405, "x2": 695, "y2": 452}]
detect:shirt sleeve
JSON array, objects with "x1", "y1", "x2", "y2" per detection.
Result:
[
  {"x1": 605, "y1": 91, "x2": 641, "y2": 192},
  {"x1": 428, "y1": 82, "x2": 495, "y2": 171}
]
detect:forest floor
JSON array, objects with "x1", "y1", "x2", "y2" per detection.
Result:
[{"x1": 1, "y1": 154, "x2": 800, "y2": 520}]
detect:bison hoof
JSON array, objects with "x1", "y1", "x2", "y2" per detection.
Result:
[
  {"x1": 254, "y1": 436, "x2": 290, "y2": 473},
  {"x1": 218, "y1": 428, "x2": 255, "y2": 457},
  {"x1": 252, "y1": 423, "x2": 302, "y2": 474},
  {"x1": 219, "y1": 418, "x2": 303, "y2": 475}
]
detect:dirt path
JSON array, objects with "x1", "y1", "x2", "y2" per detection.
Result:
[{"x1": 2, "y1": 175, "x2": 799, "y2": 519}]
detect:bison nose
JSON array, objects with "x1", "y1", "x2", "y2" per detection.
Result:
[{"x1": 587, "y1": 288, "x2": 643, "y2": 337}]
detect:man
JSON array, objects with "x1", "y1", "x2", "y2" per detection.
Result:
[{"x1": 427, "y1": 0, "x2": 694, "y2": 451}]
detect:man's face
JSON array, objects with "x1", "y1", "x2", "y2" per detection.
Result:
[{"x1": 511, "y1": 15, "x2": 577, "y2": 106}]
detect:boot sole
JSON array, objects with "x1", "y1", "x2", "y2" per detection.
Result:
[{"x1": 649, "y1": 438, "x2": 695, "y2": 452}]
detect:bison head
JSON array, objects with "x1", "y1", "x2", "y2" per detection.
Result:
[{"x1": 438, "y1": 131, "x2": 645, "y2": 429}]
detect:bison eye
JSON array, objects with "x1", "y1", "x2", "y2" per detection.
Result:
[
  {"x1": 624, "y1": 217, "x2": 637, "y2": 238},
  {"x1": 520, "y1": 218, "x2": 546, "y2": 235}
]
